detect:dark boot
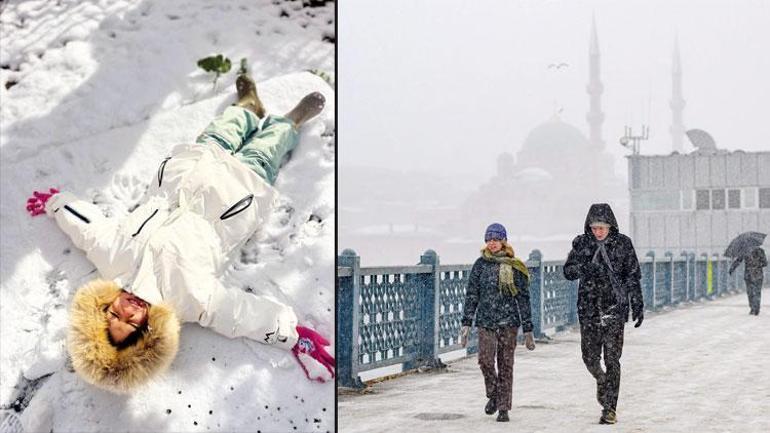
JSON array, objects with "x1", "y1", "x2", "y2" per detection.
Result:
[
  {"x1": 496, "y1": 410, "x2": 509, "y2": 422},
  {"x1": 484, "y1": 398, "x2": 496, "y2": 415},
  {"x1": 235, "y1": 74, "x2": 266, "y2": 118},
  {"x1": 284, "y1": 92, "x2": 325, "y2": 127},
  {"x1": 599, "y1": 408, "x2": 617, "y2": 424}
]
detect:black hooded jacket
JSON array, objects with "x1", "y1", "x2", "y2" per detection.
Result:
[{"x1": 563, "y1": 203, "x2": 643, "y2": 323}]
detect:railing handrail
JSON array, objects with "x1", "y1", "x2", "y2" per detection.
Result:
[{"x1": 338, "y1": 254, "x2": 711, "y2": 274}]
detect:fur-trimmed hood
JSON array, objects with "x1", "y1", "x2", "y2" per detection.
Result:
[{"x1": 68, "y1": 279, "x2": 180, "y2": 393}]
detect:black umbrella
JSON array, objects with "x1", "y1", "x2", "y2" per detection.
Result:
[{"x1": 725, "y1": 231, "x2": 766, "y2": 258}]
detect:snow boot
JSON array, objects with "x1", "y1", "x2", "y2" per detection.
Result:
[
  {"x1": 284, "y1": 92, "x2": 325, "y2": 127},
  {"x1": 484, "y1": 398, "x2": 496, "y2": 415},
  {"x1": 496, "y1": 410, "x2": 509, "y2": 422},
  {"x1": 235, "y1": 74, "x2": 266, "y2": 118},
  {"x1": 599, "y1": 408, "x2": 617, "y2": 424}
]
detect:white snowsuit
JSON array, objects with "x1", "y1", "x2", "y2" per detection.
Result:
[{"x1": 46, "y1": 140, "x2": 299, "y2": 349}]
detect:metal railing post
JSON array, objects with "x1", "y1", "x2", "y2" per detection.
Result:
[
  {"x1": 337, "y1": 249, "x2": 365, "y2": 388},
  {"x1": 404, "y1": 250, "x2": 444, "y2": 370},
  {"x1": 665, "y1": 251, "x2": 674, "y2": 306},
  {"x1": 646, "y1": 251, "x2": 656, "y2": 310}
]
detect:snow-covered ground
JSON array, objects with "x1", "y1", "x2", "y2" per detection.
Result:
[
  {"x1": 0, "y1": 0, "x2": 335, "y2": 431},
  {"x1": 339, "y1": 290, "x2": 770, "y2": 433}
]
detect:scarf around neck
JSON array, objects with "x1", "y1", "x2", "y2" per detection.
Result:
[{"x1": 481, "y1": 245, "x2": 530, "y2": 297}]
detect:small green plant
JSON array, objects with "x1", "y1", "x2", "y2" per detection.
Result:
[{"x1": 197, "y1": 54, "x2": 232, "y2": 89}]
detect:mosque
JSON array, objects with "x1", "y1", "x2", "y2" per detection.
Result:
[
  {"x1": 450, "y1": 18, "x2": 627, "y2": 251},
  {"x1": 455, "y1": 18, "x2": 770, "y2": 259}
]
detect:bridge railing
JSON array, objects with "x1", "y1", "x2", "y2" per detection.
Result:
[{"x1": 336, "y1": 248, "x2": 748, "y2": 388}]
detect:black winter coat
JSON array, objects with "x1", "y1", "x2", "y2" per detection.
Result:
[
  {"x1": 744, "y1": 247, "x2": 767, "y2": 282},
  {"x1": 461, "y1": 256, "x2": 533, "y2": 332},
  {"x1": 563, "y1": 204, "x2": 643, "y2": 324}
]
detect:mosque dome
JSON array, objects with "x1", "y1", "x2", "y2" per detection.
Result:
[{"x1": 519, "y1": 116, "x2": 590, "y2": 156}]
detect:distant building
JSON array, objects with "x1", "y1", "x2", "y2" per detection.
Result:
[
  {"x1": 629, "y1": 149, "x2": 770, "y2": 254},
  {"x1": 629, "y1": 34, "x2": 770, "y2": 255}
]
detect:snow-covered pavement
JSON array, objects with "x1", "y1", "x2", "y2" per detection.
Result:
[{"x1": 339, "y1": 290, "x2": 770, "y2": 433}]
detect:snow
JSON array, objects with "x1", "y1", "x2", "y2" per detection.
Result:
[
  {"x1": 339, "y1": 290, "x2": 770, "y2": 433},
  {"x1": 0, "y1": 0, "x2": 335, "y2": 431}
]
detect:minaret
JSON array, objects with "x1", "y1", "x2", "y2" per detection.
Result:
[
  {"x1": 670, "y1": 35, "x2": 686, "y2": 153},
  {"x1": 586, "y1": 15, "x2": 605, "y2": 151}
]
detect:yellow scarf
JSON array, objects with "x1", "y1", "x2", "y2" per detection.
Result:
[{"x1": 481, "y1": 243, "x2": 530, "y2": 297}]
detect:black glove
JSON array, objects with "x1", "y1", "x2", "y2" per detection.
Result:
[
  {"x1": 630, "y1": 294, "x2": 644, "y2": 328},
  {"x1": 581, "y1": 262, "x2": 605, "y2": 278}
]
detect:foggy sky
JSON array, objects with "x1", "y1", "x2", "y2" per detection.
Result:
[{"x1": 339, "y1": 0, "x2": 770, "y2": 181}]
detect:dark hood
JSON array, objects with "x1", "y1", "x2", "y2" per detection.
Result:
[{"x1": 583, "y1": 203, "x2": 619, "y2": 235}]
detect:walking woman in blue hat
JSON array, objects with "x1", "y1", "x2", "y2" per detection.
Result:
[{"x1": 459, "y1": 223, "x2": 536, "y2": 422}]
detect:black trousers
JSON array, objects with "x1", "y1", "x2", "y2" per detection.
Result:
[
  {"x1": 579, "y1": 318, "x2": 625, "y2": 411},
  {"x1": 746, "y1": 278, "x2": 763, "y2": 314}
]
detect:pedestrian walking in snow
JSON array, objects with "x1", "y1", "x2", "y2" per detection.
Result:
[
  {"x1": 459, "y1": 223, "x2": 536, "y2": 422},
  {"x1": 563, "y1": 203, "x2": 644, "y2": 425},
  {"x1": 729, "y1": 246, "x2": 767, "y2": 315},
  {"x1": 24, "y1": 72, "x2": 334, "y2": 393}
]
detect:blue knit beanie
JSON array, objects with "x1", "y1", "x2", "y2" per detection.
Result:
[{"x1": 484, "y1": 223, "x2": 507, "y2": 242}]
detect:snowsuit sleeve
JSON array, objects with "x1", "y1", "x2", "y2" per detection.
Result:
[
  {"x1": 44, "y1": 191, "x2": 122, "y2": 279},
  {"x1": 200, "y1": 280, "x2": 299, "y2": 351},
  {"x1": 461, "y1": 260, "x2": 482, "y2": 327},
  {"x1": 514, "y1": 269, "x2": 533, "y2": 333}
]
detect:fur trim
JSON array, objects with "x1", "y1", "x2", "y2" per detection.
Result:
[{"x1": 67, "y1": 279, "x2": 180, "y2": 393}]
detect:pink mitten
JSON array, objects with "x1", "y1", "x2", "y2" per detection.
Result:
[
  {"x1": 26, "y1": 188, "x2": 59, "y2": 217},
  {"x1": 292, "y1": 325, "x2": 335, "y2": 383}
]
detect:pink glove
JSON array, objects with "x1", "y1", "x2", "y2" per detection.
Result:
[
  {"x1": 26, "y1": 188, "x2": 59, "y2": 217},
  {"x1": 292, "y1": 325, "x2": 335, "y2": 383}
]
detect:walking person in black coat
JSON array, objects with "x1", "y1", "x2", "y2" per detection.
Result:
[
  {"x1": 729, "y1": 246, "x2": 767, "y2": 315},
  {"x1": 563, "y1": 203, "x2": 644, "y2": 425},
  {"x1": 459, "y1": 223, "x2": 536, "y2": 423}
]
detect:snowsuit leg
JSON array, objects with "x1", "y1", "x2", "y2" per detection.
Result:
[
  {"x1": 478, "y1": 327, "x2": 517, "y2": 411},
  {"x1": 580, "y1": 319, "x2": 625, "y2": 410},
  {"x1": 196, "y1": 107, "x2": 298, "y2": 184},
  {"x1": 196, "y1": 106, "x2": 261, "y2": 154},
  {"x1": 745, "y1": 278, "x2": 762, "y2": 314},
  {"x1": 236, "y1": 114, "x2": 298, "y2": 185}
]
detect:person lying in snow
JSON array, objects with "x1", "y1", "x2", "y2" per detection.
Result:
[{"x1": 25, "y1": 72, "x2": 335, "y2": 393}]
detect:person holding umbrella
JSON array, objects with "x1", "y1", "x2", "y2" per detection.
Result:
[{"x1": 727, "y1": 232, "x2": 768, "y2": 315}]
